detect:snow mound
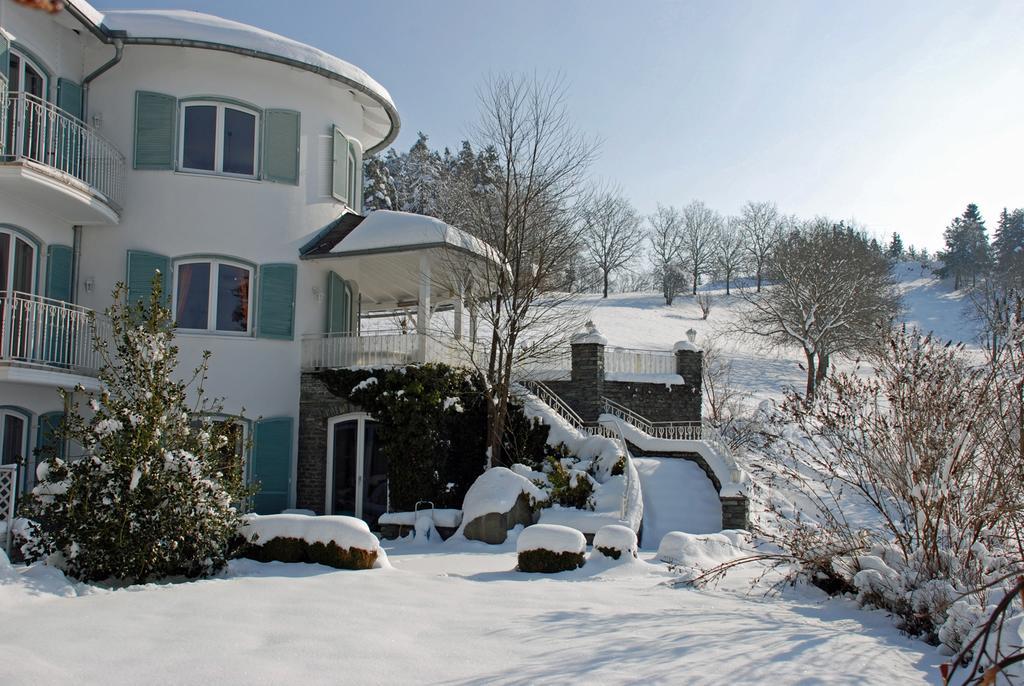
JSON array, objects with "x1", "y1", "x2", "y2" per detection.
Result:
[
  {"x1": 657, "y1": 531, "x2": 747, "y2": 569},
  {"x1": 281, "y1": 508, "x2": 316, "y2": 516},
  {"x1": 0, "y1": 546, "x2": 15, "y2": 581},
  {"x1": 593, "y1": 525, "x2": 638, "y2": 557},
  {"x1": 517, "y1": 524, "x2": 586, "y2": 555},
  {"x1": 241, "y1": 514, "x2": 381, "y2": 552},
  {"x1": 379, "y1": 509, "x2": 463, "y2": 529},
  {"x1": 458, "y1": 467, "x2": 548, "y2": 531}
]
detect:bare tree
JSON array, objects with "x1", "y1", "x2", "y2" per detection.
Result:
[
  {"x1": 716, "y1": 217, "x2": 747, "y2": 295},
  {"x1": 680, "y1": 200, "x2": 721, "y2": 295},
  {"x1": 647, "y1": 204, "x2": 685, "y2": 305},
  {"x1": 733, "y1": 219, "x2": 901, "y2": 399},
  {"x1": 457, "y1": 73, "x2": 599, "y2": 466},
  {"x1": 737, "y1": 201, "x2": 782, "y2": 292},
  {"x1": 581, "y1": 185, "x2": 646, "y2": 298}
]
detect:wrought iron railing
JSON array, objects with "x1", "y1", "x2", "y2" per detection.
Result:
[
  {"x1": 0, "y1": 291, "x2": 108, "y2": 376},
  {"x1": 2, "y1": 91, "x2": 126, "y2": 210},
  {"x1": 601, "y1": 396, "x2": 739, "y2": 479},
  {"x1": 514, "y1": 380, "x2": 640, "y2": 525}
]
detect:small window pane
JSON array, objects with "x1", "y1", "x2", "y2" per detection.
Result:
[
  {"x1": 2, "y1": 414, "x2": 24, "y2": 466},
  {"x1": 12, "y1": 238, "x2": 33, "y2": 293},
  {"x1": 0, "y1": 234, "x2": 9, "y2": 293},
  {"x1": 176, "y1": 262, "x2": 210, "y2": 329},
  {"x1": 182, "y1": 105, "x2": 217, "y2": 171},
  {"x1": 216, "y1": 263, "x2": 250, "y2": 332},
  {"x1": 223, "y1": 108, "x2": 256, "y2": 175}
]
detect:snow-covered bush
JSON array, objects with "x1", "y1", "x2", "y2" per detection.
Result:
[
  {"x1": 517, "y1": 524, "x2": 586, "y2": 573},
  {"x1": 748, "y1": 326, "x2": 1024, "y2": 651},
  {"x1": 540, "y1": 446, "x2": 596, "y2": 510},
  {"x1": 21, "y1": 278, "x2": 249, "y2": 583},
  {"x1": 593, "y1": 524, "x2": 637, "y2": 561},
  {"x1": 240, "y1": 514, "x2": 382, "y2": 570}
]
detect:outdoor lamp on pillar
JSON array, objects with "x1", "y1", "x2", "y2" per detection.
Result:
[{"x1": 686, "y1": 328, "x2": 697, "y2": 344}]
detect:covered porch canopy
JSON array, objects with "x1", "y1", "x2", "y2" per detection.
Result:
[{"x1": 300, "y1": 210, "x2": 501, "y2": 339}]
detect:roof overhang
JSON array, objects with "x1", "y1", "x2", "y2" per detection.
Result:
[
  {"x1": 62, "y1": 1, "x2": 399, "y2": 154},
  {"x1": 300, "y1": 211, "x2": 504, "y2": 312}
]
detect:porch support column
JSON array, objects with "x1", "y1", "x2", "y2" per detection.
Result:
[
  {"x1": 453, "y1": 296, "x2": 464, "y2": 341},
  {"x1": 417, "y1": 254, "x2": 431, "y2": 363}
]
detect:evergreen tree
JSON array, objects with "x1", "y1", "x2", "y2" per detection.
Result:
[
  {"x1": 22, "y1": 278, "x2": 249, "y2": 583},
  {"x1": 993, "y1": 207, "x2": 1024, "y2": 285},
  {"x1": 362, "y1": 154, "x2": 398, "y2": 212},
  {"x1": 887, "y1": 232, "x2": 904, "y2": 260},
  {"x1": 938, "y1": 203, "x2": 992, "y2": 289},
  {"x1": 398, "y1": 132, "x2": 443, "y2": 216}
]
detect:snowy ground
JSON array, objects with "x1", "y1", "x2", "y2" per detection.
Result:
[
  {"x1": 0, "y1": 265, "x2": 968, "y2": 684},
  {"x1": 634, "y1": 457, "x2": 722, "y2": 542},
  {"x1": 0, "y1": 538, "x2": 941, "y2": 685}
]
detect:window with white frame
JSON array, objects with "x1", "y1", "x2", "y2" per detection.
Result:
[
  {"x1": 179, "y1": 101, "x2": 259, "y2": 177},
  {"x1": 173, "y1": 259, "x2": 253, "y2": 334}
]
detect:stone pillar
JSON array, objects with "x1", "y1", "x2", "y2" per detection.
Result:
[
  {"x1": 569, "y1": 321, "x2": 607, "y2": 422},
  {"x1": 720, "y1": 495, "x2": 750, "y2": 531},
  {"x1": 674, "y1": 340, "x2": 703, "y2": 422}
]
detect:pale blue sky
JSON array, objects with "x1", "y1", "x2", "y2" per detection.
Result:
[{"x1": 95, "y1": 0, "x2": 1023, "y2": 250}]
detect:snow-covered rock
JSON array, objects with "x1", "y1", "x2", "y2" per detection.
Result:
[
  {"x1": 592, "y1": 525, "x2": 638, "y2": 560},
  {"x1": 241, "y1": 514, "x2": 381, "y2": 553},
  {"x1": 657, "y1": 531, "x2": 747, "y2": 570},
  {"x1": 517, "y1": 524, "x2": 587, "y2": 555},
  {"x1": 459, "y1": 468, "x2": 547, "y2": 544}
]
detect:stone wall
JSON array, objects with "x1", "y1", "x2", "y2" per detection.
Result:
[
  {"x1": 603, "y1": 381, "x2": 700, "y2": 424},
  {"x1": 297, "y1": 372, "x2": 362, "y2": 514},
  {"x1": 541, "y1": 333, "x2": 703, "y2": 424}
]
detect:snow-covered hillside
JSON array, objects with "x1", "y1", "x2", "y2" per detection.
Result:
[{"x1": 581, "y1": 262, "x2": 977, "y2": 402}]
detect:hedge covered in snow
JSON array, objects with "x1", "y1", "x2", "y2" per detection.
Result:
[
  {"x1": 517, "y1": 524, "x2": 586, "y2": 573},
  {"x1": 592, "y1": 525, "x2": 638, "y2": 561},
  {"x1": 239, "y1": 514, "x2": 384, "y2": 570}
]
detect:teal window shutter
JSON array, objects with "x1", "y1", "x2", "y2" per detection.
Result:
[
  {"x1": 331, "y1": 125, "x2": 348, "y2": 203},
  {"x1": 57, "y1": 79, "x2": 84, "y2": 121},
  {"x1": 126, "y1": 250, "x2": 170, "y2": 306},
  {"x1": 0, "y1": 34, "x2": 9, "y2": 86},
  {"x1": 36, "y1": 411, "x2": 65, "y2": 462},
  {"x1": 45, "y1": 244, "x2": 74, "y2": 302},
  {"x1": 327, "y1": 271, "x2": 350, "y2": 333},
  {"x1": 262, "y1": 109, "x2": 300, "y2": 185},
  {"x1": 133, "y1": 91, "x2": 177, "y2": 170},
  {"x1": 251, "y1": 416, "x2": 293, "y2": 514},
  {"x1": 256, "y1": 263, "x2": 297, "y2": 339}
]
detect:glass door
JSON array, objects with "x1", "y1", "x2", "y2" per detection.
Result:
[
  {"x1": 361, "y1": 422, "x2": 388, "y2": 529},
  {"x1": 1, "y1": 412, "x2": 27, "y2": 492},
  {"x1": 329, "y1": 416, "x2": 386, "y2": 528},
  {"x1": 331, "y1": 419, "x2": 358, "y2": 517}
]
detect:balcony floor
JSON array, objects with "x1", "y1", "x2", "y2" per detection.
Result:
[
  {"x1": 0, "y1": 361, "x2": 102, "y2": 391},
  {"x1": 0, "y1": 160, "x2": 119, "y2": 226}
]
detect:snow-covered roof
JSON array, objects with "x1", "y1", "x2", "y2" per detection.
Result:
[
  {"x1": 65, "y1": 2, "x2": 398, "y2": 153},
  {"x1": 328, "y1": 210, "x2": 502, "y2": 263}
]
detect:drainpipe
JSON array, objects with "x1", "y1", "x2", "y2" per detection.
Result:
[
  {"x1": 71, "y1": 225, "x2": 82, "y2": 303},
  {"x1": 82, "y1": 39, "x2": 123, "y2": 123}
]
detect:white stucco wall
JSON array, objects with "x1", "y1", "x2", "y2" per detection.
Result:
[{"x1": 1, "y1": 9, "x2": 397, "y2": 509}]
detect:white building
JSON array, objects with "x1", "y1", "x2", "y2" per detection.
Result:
[{"x1": 0, "y1": 0, "x2": 490, "y2": 516}]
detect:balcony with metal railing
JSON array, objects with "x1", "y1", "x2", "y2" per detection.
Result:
[
  {"x1": 0, "y1": 91, "x2": 126, "y2": 225},
  {"x1": 0, "y1": 291, "x2": 108, "y2": 388}
]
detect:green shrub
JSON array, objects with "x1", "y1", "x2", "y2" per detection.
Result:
[
  {"x1": 610, "y1": 455, "x2": 626, "y2": 476},
  {"x1": 319, "y1": 365, "x2": 553, "y2": 510},
  {"x1": 242, "y1": 536, "x2": 378, "y2": 570},
  {"x1": 518, "y1": 548, "x2": 586, "y2": 573},
  {"x1": 595, "y1": 545, "x2": 622, "y2": 560},
  {"x1": 542, "y1": 450, "x2": 595, "y2": 510}
]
